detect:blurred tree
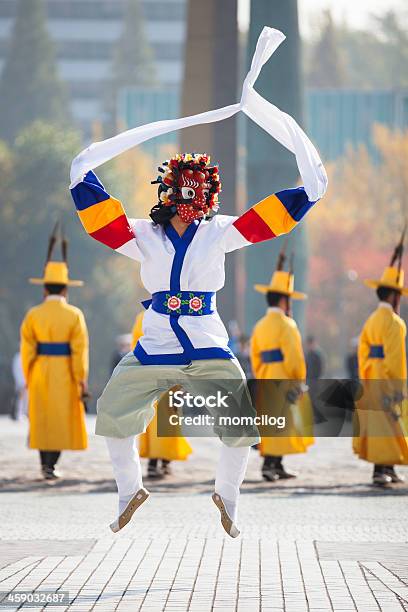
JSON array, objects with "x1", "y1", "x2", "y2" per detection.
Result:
[
  {"x1": 113, "y1": 146, "x2": 162, "y2": 218},
  {"x1": 106, "y1": 0, "x2": 157, "y2": 130},
  {"x1": 309, "y1": 126, "x2": 407, "y2": 245},
  {"x1": 306, "y1": 126, "x2": 408, "y2": 374},
  {"x1": 374, "y1": 11, "x2": 408, "y2": 88},
  {"x1": 0, "y1": 140, "x2": 16, "y2": 223},
  {"x1": 0, "y1": 0, "x2": 68, "y2": 143},
  {"x1": 0, "y1": 122, "x2": 82, "y2": 350},
  {"x1": 0, "y1": 140, "x2": 17, "y2": 350},
  {"x1": 331, "y1": 27, "x2": 388, "y2": 89},
  {"x1": 0, "y1": 122, "x2": 158, "y2": 410},
  {"x1": 0, "y1": 139, "x2": 16, "y2": 410},
  {"x1": 305, "y1": 10, "x2": 408, "y2": 89},
  {"x1": 372, "y1": 124, "x2": 408, "y2": 224},
  {"x1": 113, "y1": 0, "x2": 157, "y2": 89},
  {"x1": 308, "y1": 10, "x2": 346, "y2": 87}
]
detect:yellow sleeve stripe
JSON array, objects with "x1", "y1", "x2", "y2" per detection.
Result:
[
  {"x1": 77, "y1": 196, "x2": 125, "y2": 234},
  {"x1": 252, "y1": 194, "x2": 297, "y2": 236}
]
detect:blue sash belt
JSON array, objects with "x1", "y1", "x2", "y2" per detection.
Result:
[
  {"x1": 37, "y1": 342, "x2": 71, "y2": 356},
  {"x1": 261, "y1": 349, "x2": 284, "y2": 363},
  {"x1": 369, "y1": 345, "x2": 384, "y2": 359},
  {"x1": 143, "y1": 291, "x2": 216, "y2": 316}
]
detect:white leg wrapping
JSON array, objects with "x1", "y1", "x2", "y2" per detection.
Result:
[
  {"x1": 105, "y1": 436, "x2": 143, "y2": 499},
  {"x1": 214, "y1": 443, "x2": 250, "y2": 505}
]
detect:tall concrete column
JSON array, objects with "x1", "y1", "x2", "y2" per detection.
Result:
[
  {"x1": 181, "y1": 0, "x2": 238, "y2": 324},
  {"x1": 245, "y1": 0, "x2": 308, "y2": 333}
]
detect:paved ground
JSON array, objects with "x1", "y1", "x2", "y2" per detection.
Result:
[{"x1": 0, "y1": 416, "x2": 408, "y2": 611}]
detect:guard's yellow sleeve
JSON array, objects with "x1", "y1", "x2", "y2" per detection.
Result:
[
  {"x1": 250, "y1": 326, "x2": 263, "y2": 379},
  {"x1": 358, "y1": 325, "x2": 371, "y2": 379},
  {"x1": 281, "y1": 322, "x2": 306, "y2": 381},
  {"x1": 383, "y1": 318, "x2": 407, "y2": 380},
  {"x1": 20, "y1": 311, "x2": 37, "y2": 385},
  {"x1": 70, "y1": 311, "x2": 89, "y2": 385}
]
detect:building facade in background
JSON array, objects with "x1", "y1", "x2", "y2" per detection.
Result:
[
  {"x1": 307, "y1": 89, "x2": 408, "y2": 161},
  {"x1": 117, "y1": 87, "x2": 179, "y2": 158},
  {"x1": 0, "y1": 0, "x2": 186, "y2": 130}
]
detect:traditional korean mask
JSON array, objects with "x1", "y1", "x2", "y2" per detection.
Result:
[
  {"x1": 176, "y1": 168, "x2": 211, "y2": 223},
  {"x1": 150, "y1": 153, "x2": 222, "y2": 226}
]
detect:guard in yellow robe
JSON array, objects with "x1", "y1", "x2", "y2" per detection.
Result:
[
  {"x1": 353, "y1": 232, "x2": 408, "y2": 485},
  {"x1": 131, "y1": 311, "x2": 192, "y2": 478},
  {"x1": 251, "y1": 250, "x2": 314, "y2": 481},
  {"x1": 20, "y1": 227, "x2": 89, "y2": 480}
]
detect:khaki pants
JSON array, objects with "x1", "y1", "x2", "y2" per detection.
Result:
[{"x1": 96, "y1": 353, "x2": 259, "y2": 447}]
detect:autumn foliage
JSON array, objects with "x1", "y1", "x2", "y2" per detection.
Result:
[{"x1": 306, "y1": 126, "x2": 408, "y2": 374}]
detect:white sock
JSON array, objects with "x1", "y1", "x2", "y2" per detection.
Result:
[
  {"x1": 119, "y1": 493, "x2": 135, "y2": 516},
  {"x1": 214, "y1": 443, "x2": 249, "y2": 524},
  {"x1": 222, "y1": 496, "x2": 238, "y2": 523},
  {"x1": 105, "y1": 436, "x2": 143, "y2": 517}
]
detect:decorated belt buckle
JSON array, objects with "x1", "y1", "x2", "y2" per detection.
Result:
[{"x1": 164, "y1": 293, "x2": 206, "y2": 314}]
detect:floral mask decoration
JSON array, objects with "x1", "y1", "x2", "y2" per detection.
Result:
[{"x1": 152, "y1": 153, "x2": 222, "y2": 224}]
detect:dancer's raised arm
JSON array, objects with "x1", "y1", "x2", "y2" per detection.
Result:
[
  {"x1": 70, "y1": 171, "x2": 143, "y2": 262},
  {"x1": 220, "y1": 186, "x2": 317, "y2": 252}
]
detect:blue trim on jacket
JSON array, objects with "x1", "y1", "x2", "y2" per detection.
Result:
[
  {"x1": 134, "y1": 220, "x2": 234, "y2": 365},
  {"x1": 134, "y1": 342, "x2": 233, "y2": 366}
]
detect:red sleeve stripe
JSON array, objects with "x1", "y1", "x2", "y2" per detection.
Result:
[
  {"x1": 233, "y1": 208, "x2": 276, "y2": 243},
  {"x1": 90, "y1": 214, "x2": 135, "y2": 250}
]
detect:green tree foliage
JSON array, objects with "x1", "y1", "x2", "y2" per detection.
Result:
[
  {"x1": 0, "y1": 122, "x2": 150, "y2": 407},
  {"x1": 307, "y1": 10, "x2": 346, "y2": 88},
  {"x1": 0, "y1": 0, "x2": 68, "y2": 142},
  {"x1": 0, "y1": 122, "x2": 82, "y2": 349},
  {"x1": 307, "y1": 126, "x2": 408, "y2": 373},
  {"x1": 0, "y1": 141, "x2": 17, "y2": 350}
]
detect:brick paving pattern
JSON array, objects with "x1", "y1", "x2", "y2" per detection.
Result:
[{"x1": 0, "y1": 417, "x2": 407, "y2": 611}]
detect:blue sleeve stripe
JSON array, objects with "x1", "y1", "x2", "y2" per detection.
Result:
[
  {"x1": 276, "y1": 187, "x2": 316, "y2": 222},
  {"x1": 71, "y1": 171, "x2": 110, "y2": 211},
  {"x1": 369, "y1": 345, "x2": 385, "y2": 359},
  {"x1": 261, "y1": 349, "x2": 284, "y2": 363}
]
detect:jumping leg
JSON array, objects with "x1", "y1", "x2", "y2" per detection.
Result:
[
  {"x1": 213, "y1": 443, "x2": 250, "y2": 537},
  {"x1": 105, "y1": 436, "x2": 149, "y2": 532}
]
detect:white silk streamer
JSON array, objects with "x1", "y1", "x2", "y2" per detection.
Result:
[{"x1": 70, "y1": 27, "x2": 328, "y2": 202}]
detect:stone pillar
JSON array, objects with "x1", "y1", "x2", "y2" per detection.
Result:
[
  {"x1": 245, "y1": 0, "x2": 308, "y2": 333},
  {"x1": 181, "y1": 0, "x2": 238, "y2": 324}
]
